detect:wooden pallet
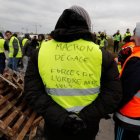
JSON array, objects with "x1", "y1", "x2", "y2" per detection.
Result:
[{"x1": 0, "y1": 74, "x2": 43, "y2": 140}]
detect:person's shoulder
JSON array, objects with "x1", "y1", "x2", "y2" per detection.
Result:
[{"x1": 101, "y1": 48, "x2": 114, "y2": 68}]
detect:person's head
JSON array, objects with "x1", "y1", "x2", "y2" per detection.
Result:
[
  {"x1": 38, "y1": 34, "x2": 45, "y2": 41},
  {"x1": 117, "y1": 30, "x2": 120, "y2": 34},
  {"x1": 5, "y1": 31, "x2": 12, "y2": 40},
  {"x1": 53, "y1": 5, "x2": 91, "y2": 31},
  {"x1": 131, "y1": 23, "x2": 140, "y2": 46},
  {"x1": 33, "y1": 36, "x2": 37, "y2": 40},
  {"x1": 126, "y1": 28, "x2": 130, "y2": 33},
  {"x1": 24, "y1": 33, "x2": 31, "y2": 40},
  {"x1": 50, "y1": 5, "x2": 92, "y2": 42},
  {"x1": 47, "y1": 34, "x2": 52, "y2": 40}
]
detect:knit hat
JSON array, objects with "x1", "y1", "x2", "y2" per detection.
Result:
[{"x1": 69, "y1": 5, "x2": 91, "y2": 30}]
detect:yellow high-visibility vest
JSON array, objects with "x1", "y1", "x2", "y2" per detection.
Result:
[
  {"x1": 100, "y1": 39, "x2": 106, "y2": 48},
  {"x1": 9, "y1": 36, "x2": 22, "y2": 58},
  {"x1": 22, "y1": 38, "x2": 28, "y2": 47},
  {"x1": 114, "y1": 34, "x2": 121, "y2": 42},
  {"x1": 0, "y1": 38, "x2": 5, "y2": 53},
  {"x1": 38, "y1": 39, "x2": 102, "y2": 113}
]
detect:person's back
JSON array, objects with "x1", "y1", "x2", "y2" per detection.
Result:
[
  {"x1": 24, "y1": 5, "x2": 122, "y2": 140},
  {"x1": 114, "y1": 23, "x2": 140, "y2": 140}
]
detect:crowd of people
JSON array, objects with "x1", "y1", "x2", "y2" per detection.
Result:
[
  {"x1": 0, "y1": 5, "x2": 140, "y2": 140},
  {"x1": 0, "y1": 32, "x2": 52, "y2": 74}
]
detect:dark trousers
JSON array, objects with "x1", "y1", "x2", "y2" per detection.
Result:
[
  {"x1": 0, "y1": 53, "x2": 6, "y2": 74},
  {"x1": 8, "y1": 58, "x2": 20, "y2": 71},
  {"x1": 114, "y1": 41, "x2": 120, "y2": 53},
  {"x1": 115, "y1": 124, "x2": 140, "y2": 140},
  {"x1": 44, "y1": 123, "x2": 98, "y2": 140}
]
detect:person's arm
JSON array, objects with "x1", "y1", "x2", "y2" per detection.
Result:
[
  {"x1": 79, "y1": 49, "x2": 122, "y2": 122},
  {"x1": 13, "y1": 38, "x2": 19, "y2": 57},
  {"x1": 23, "y1": 49, "x2": 68, "y2": 128},
  {"x1": 120, "y1": 57, "x2": 140, "y2": 106},
  {"x1": 4, "y1": 41, "x2": 9, "y2": 51}
]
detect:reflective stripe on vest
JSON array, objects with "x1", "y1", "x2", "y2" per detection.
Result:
[
  {"x1": 46, "y1": 87, "x2": 100, "y2": 96},
  {"x1": 116, "y1": 112, "x2": 140, "y2": 126},
  {"x1": 119, "y1": 47, "x2": 140, "y2": 118},
  {"x1": 0, "y1": 39, "x2": 5, "y2": 53},
  {"x1": 38, "y1": 39, "x2": 102, "y2": 112},
  {"x1": 22, "y1": 38, "x2": 28, "y2": 47},
  {"x1": 9, "y1": 36, "x2": 22, "y2": 58}
]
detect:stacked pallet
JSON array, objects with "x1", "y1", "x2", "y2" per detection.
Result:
[{"x1": 0, "y1": 71, "x2": 43, "y2": 140}]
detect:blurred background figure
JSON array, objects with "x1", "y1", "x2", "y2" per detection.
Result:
[
  {"x1": 5, "y1": 31, "x2": 22, "y2": 72},
  {"x1": 123, "y1": 28, "x2": 131, "y2": 42},
  {"x1": 99, "y1": 32, "x2": 108, "y2": 50},
  {"x1": 0, "y1": 32, "x2": 9, "y2": 74},
  {"x1": 22, "y1": 33, "x2": 31, "y2": 72},
  {"x1": 38, "y1": 34, "x2": 45, "y2": 48},
  {"x1": 113, "y1": 30, "x2": 122, "y2": 53},
  {"x1": 96, "y1": 31, "x2": 101, "y2": 45}
]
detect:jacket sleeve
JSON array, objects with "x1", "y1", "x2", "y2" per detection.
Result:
[
  {"x1": 120, "y1": 57, "x2": 140, "y2": 107},
  {"x1": 79, "y1": 49, "x2": 122, "y2": 122},
  {"x1": 4, "y1": 41, "x2": 9, "y2": 51},
  {"x1": 23, "y1": 49, "x2": 68, "y2": 128},
  {"x1": 13, "y1": 38, "x2": 19, "y2": 57}
]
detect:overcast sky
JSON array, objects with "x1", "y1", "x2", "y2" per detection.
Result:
[{"x1": 0, "y1": 0, "x2": 140, "y2": 35}]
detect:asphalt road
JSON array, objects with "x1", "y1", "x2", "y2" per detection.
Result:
[{"x1": 96, "y1": 118, "x2": 114, "y2": 140}]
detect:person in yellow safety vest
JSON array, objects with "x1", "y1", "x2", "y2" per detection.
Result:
[
  {"x1": 113, "y1": 30, "x2": 122, "y2": 53},
  {"x1": 24, "y1": 5, "x2": 122, "y2": 140},
  {"x1": 22, "y1": 34, "x2": 31, "y2": 72},
  {"x1": 0, "y1": 32, "x2": 9, "y2": 74},
  {"x1": 37, "y1": 34, "x2": 45, "y2": 48},
  {"x1": 96, "y1": 31, "x2": 101, "y2": 45},
  {"x1": 114, "y1": 23, "x2": 140, "y2": 140},
  {"x1": 5, "y1": 31, "x2": 22, "y2": 71},
  {"x1": 99, "y1": 32, "x2": 108, "y2": 50},
  {"x1": 123, "y1": 28, "x2": 131, "y2": 42}
]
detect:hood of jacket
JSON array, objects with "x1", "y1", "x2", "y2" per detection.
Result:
[{"x1": 51, "y1": 9, "x2": 93, "y2": 42}]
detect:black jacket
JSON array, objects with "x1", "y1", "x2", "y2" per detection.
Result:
[
  {"x1": 23, "y1": 9, "x2": 122, "y2": 139},
  {"x1": 114, "y1": 57, "x2": 140, "y2": 131}
]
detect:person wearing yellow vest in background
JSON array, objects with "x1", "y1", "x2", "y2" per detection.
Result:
[
  {"x1": 5, "y1": 31, "x2": 22, "y2": 71},
  {"x1": 113, "y1": 30, "x2": 122, "y2": 53},
  {"x1": 123, "y1": 28, "x2": 131, "y2": 42},
  {"x1": 24, "y1": 5, "x2": 122, "y2": 140},
  {"x1": 96, "y1": 31, "x2": 101, "y2": 45},
  {"x1": 114, "y1": 23, "x2": 140, "y2": 140},
  {"x1": 99, "y1": 32, "x2": 108, "y2": 50},
  {"x1": 22, "y1": 34, "x2": 31, "y2": 72},
  {"x1": 0, "y1": 32, "x2": 9, "y2": 74}
]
